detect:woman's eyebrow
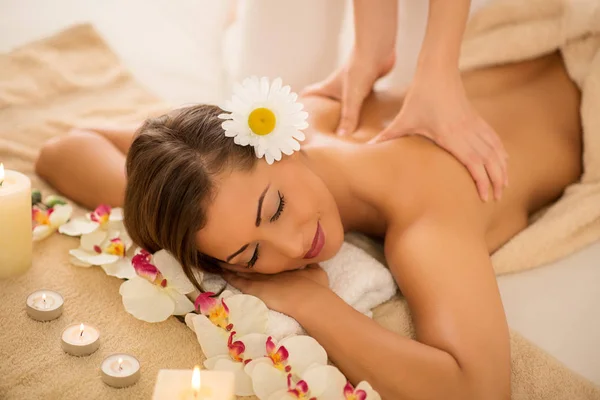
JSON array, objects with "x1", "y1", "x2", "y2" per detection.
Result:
[
  {"x1": 255, "y1": 183, "x2": 271, "y2": 227},
  {"x1": 226, "y1": 183, "x2": 270, "y2": 263}
]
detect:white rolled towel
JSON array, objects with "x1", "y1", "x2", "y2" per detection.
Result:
[{"x1": 200, "y1": 240, "x2": 397, "y2": 341}]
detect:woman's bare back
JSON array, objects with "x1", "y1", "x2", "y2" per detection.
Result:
[{"x1": 301, "y1": 51, "x2": 582, "y2": 252}]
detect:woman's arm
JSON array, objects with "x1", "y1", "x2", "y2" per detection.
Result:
[{"x1": 226, "y1": 167, "x2": 511, "y2": 399}]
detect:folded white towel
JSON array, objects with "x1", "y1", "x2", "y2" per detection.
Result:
[{"x1": 201, "y1": 241, "x2": 397, "y2": 340}]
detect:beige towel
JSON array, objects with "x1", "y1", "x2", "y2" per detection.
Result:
[{"x1": 0, "y1": 6, "x2": 598, "y2": 400}]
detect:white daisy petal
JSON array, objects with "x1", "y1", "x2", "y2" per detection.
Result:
[
  {"x1": 218, "y1": 113, "x2": 233, "y2": 120},
  {"x1": 119, "y1": 278, "x2": 175, "y2": 322},
  {"x1": 292, "y1": 130, "x2": 306, "y2": 142},
  {"x1": 260, "y1": 77, "x2": 270, "y2": 97},
  {"x1": 58, "y1": 217, "x2": 99, "y2": 236},
  {"x1": 264, "y1": 152, "x2": 274, "y2": 165}
]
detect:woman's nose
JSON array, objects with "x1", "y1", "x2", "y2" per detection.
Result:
[{"x1": 270, "y1": 231, "x2": 305, "y2": 259}]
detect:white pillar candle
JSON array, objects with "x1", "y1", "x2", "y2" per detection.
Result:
[
  {"x1": 101, "y1": 353, "x2": 141, "y2": 388},
  {"x1": 26, "y1": 290, "x2": 64, "y2": 321},
  {"x1": 0, "y1": 164, "x2": 32, "y2": 279},
  {"x1": 61, "y1": 323, "x2": 100, "y2": 356},
  {"x1": 152, "y1": 367, "x2": 235, "y2": 400}
]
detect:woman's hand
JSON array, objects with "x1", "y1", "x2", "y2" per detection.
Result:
[
  {"x1": 223, "y1": 264, "x2": 329, "y2": 315},
  {"x1": 371, "y1": 71, "x2": 509, "y2": 202},
  {"x1": 302, "y1": 51, "x2": 395, "y2": 136}
]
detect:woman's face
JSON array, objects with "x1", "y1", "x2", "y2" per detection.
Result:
[{"x1": 195, "y1": 154, "x2": 344, "y2": 274}]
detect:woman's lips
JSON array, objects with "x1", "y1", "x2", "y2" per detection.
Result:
[{"x1": 304, "y1": 222, "x2": 325, "y2": 259}]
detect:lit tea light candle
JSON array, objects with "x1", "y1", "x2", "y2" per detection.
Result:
[
  {"x1": 101, "y1": 353, "x2": 141, "y2": 388},
  {"x1": 0, "y1": 163, "x2": 32, "y2": 279},
  {"x1": 26, "y1": 290, "x2": 64, "y2": 321},
  {"x1": 61, "y1": 323, "x2": 100, "y2": 356},
  {"x1": 152, "y1": 366, "x2": 235, "y2": 400}
]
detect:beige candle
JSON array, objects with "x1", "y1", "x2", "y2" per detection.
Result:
[
  {"x1": 26, "y1": 290, "x2": 64, "y2": 321},
  {"x1": 101, "y1": 353, "x2": 141, "y2": 388},
  {"x1": 152, "y1": 367, "x2": 235, "y2": 400},
  {"x1": 0, "y1": 164, "x2": 32, "y2": 278},
  {"x1": 61, "y1": 323, "x2": 100, "y2": 356}
]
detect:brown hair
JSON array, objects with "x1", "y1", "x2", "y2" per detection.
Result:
[{"x1": 123, "y1": 104, "x2": 257, "y2": 289}]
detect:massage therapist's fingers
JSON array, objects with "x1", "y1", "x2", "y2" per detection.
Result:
[
  {"x1": 337, "y1": 78, "x2": 371, "y2": 136},
  {"x1": 479, "y1": 124, "x2": 509, "y2": 187},
  {"x1": 301, "y1": 73, "x2": 343, "y2": 101}
]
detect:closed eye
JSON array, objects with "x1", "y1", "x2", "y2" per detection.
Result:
[{"x1": 270, "y1": 191, "x2": 286, "y2": 222}]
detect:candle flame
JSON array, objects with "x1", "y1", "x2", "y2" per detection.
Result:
[
  {"x1": 79, "y1": 323, "x2": 85, "y2": 336},
  {"x1": 42, "y1": 293, "x2": 46, "y2": 301},
  {"x1": 118, "y1": 357, "x2": 123, "y2": 370},
  {"x1": 191, "y1": 366, "x2": 201, "y2": 391}
]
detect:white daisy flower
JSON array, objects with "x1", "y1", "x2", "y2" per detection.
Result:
[{"x1": 218, "y1": 76, "x2": 308, "y2": 164}]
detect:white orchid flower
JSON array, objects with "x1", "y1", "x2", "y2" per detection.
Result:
[
  {"x1": 255, "y1": 362, "x2": 381, "y2": 400},
  {"x1": 185, "y1": 291, "x2": 269, "y2": 396},
  {"x1": 59, "y1": 204, "x2": 130, "y2": 244},
  {"x1": 32, "y1": 203, "x2": 73, "y2": 241},
  {"x1": 245, "y1": 335, "x2": 328, "y2": 400},
  {"x1": 119, "y1": 249, "x2": 195, "y2": 322},
  {"x1": 68, "y1": 229, "x2": 134, "y2": 279}
]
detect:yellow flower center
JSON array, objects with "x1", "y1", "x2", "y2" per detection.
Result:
[
  {"x1": 248, "y1": 107, "x2": 276, "y2": 136},
  {"x1": 209, "y1": 306, "x2": 229, "y2": 329},
  {"x1": 106, "y1": 241, "x2": 125, "y2": 257}
]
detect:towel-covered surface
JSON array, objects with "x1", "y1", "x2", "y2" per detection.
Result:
[
  {"x1": 201, "y1": 240, "x2": 397, "y2": 341},
  {"x1": 0, "y1": 12, "x2": 599, "y2": 400}
]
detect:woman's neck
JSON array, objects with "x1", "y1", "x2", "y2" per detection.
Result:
[{"x1": 301, "y1": 144, "x2": 388, "y2": 236}]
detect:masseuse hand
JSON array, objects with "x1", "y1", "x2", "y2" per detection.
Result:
[
  {"x1": 372, "y1": 71, "x2": 509, "y2": 202},
  {"x1": 302, "y1": 51, "x2": 395, "y2": 136},
  {"x1": 223, "y1": 264, "x2": 328, "y2": 314}
]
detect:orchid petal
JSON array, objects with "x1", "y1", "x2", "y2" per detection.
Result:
[
  {"x1": 204, "y1": 354, "x2": 229, "y2": 370},
  {"x1": 119, "y1": 277, "x2": 175, "y2": 322},
  {"x1": 32, "y1": 225, "x2": 53, "y2": 241},
  {"x1": 109, "y1": 207, "x2": 123, "y2": 221},
  {"x1": 69, "y1": 248, "x2": 120, "y2": 266},
  {"x1": 250, "y1": 362, "x2": 287, "y2": 400},
  {"x1": 48, "y1": 204, "x2": 73, "y2": 227},
  {"x1": 280, "y1": 335, "x2": 328, "y2": 375},
  {"x1": 69, "y1": 255, "x2": 93, "y2": 267},
  {"x1": 301, "y1": 365, "x2": 347, "y2": 399},
  {"x1": 187, "y1": 313, "x2": 228, "y2": 358},
  {"x1": 133, "y1": 259, "x2": 159, "y2": 282},
  {"x1": 58, "y1": 217, "x2": 99, "y2": 236},
  {"x1": 194, "y1": 292, "x2": 218, "y2": 314},
  {"x1": 238, "y1": 333, "x2": 270, "y2": 360},
  {"x1": 244, "y1": 357, "x2": 272, "y2": 378},
  {"x1": 168, "y1": 290, "x2": 196, "y2": 315},
  {"x1": 80, "y1": 230, "x2": 108, "y2": 251},
  {"x1": 152, "y1": 250, "x2": 195, "y2": 294},
  {"x1": 355, "y1": 381, "x2": 381, "y2": 400},
  {"x1": 101, "y1": 258, "x2": 135, "y2": 279},
  {"x1": 267, "y1": 390, "x2": 296, "y2": 400},
  {"x1": 226, "y1": 294, "x2": 269, "y2": 336},
  {"x1": 213, "y1": 357, "x2": 255, "y2": 397}
]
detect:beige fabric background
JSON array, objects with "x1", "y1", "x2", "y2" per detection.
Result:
[{"x1": 0, "y1": 4, "x2": 599, "y2": 399}]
